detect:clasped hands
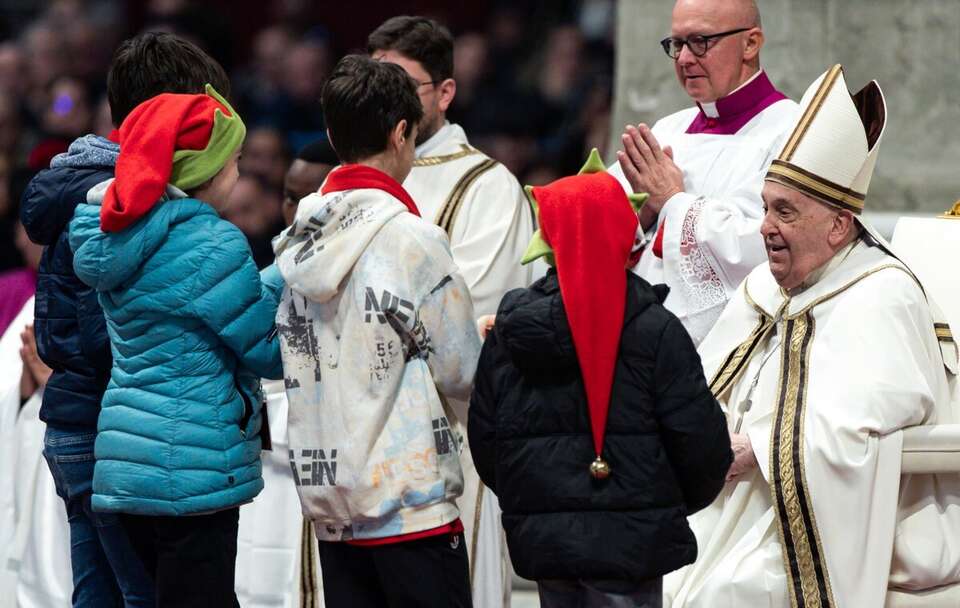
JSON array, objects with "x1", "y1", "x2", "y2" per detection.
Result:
[{"x1": 616, "y1": 124, "x2": 685, "y2": 231}]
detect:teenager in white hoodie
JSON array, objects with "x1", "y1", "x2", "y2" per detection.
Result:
[{"x1": 273, "y1": 55, "x2": 481, "y2": 608}]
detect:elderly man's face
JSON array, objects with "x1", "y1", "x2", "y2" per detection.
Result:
[
  {"x1": 760, "y1": 182, "x2": 853, "y2": 290},
  {"x1": 671, "y1": 0, "x2": 755, "y2": 103}
]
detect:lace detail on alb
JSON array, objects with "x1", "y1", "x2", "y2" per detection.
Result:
[{"x1": 677, "y1": 197, "x2": 728, "y2": 342}]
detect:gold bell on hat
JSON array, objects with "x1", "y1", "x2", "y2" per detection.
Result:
[{"x1": 590, "y1": 456, "x2": 611, "y2": 480}]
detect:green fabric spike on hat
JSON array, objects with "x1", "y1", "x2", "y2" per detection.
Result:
[
  {"x1": 627, "y1": 192, "x2": 649, "y2": 213},
  {"x1": 520, "y1": 148, "x2": 650, "y2": 266},
  {"x1": 578, "y1": 147, "x2": 607, "y2": 175},
  {"x1": 522, "y1": 185, "x2": 555, "y2": 266},
  {"x1": 170, "y1": 84, "x2": 247, "y2": 191}
]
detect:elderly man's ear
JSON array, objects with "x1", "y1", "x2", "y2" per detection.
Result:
[
  {"x1": 828, "y1": 210, "x2": 858, "y2": 248},
  {"x1": 742, "y1": 29, "x2": 764, "y2": 62}
]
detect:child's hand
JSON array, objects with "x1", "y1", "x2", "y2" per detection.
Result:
[{"x1": 477, "y1": 315, "x2": 496, "y2": 340}]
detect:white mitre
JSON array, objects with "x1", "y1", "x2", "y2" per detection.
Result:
[
  {"x1": 765, "y1": 64, "x2": 958, "y2": 373},
  {"x1": 765, "y1": 63, "x2": 885, "y2": 215}
]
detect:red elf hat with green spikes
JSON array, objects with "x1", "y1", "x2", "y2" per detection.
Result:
[
  {"x1": 521, "y1": 149, "x2": 648, "y2": 479},
  {"x1": 100, "y1": 84, "x2": 246, "y2": 232}
]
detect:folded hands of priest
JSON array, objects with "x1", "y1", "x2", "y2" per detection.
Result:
[{"x1": 617, "y1": 124, "x2": 685, "y2": 227}]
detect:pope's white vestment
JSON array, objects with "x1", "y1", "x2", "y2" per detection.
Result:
[
  {"x1": 611, "y1": 72, "x2": 799, "y2": 344},
  {"x1": 665, "y1": 239, "x2": 960, "y2": 607},
  {"x1": 403, "y1": 121, "x2": 535, "y2": 607}
]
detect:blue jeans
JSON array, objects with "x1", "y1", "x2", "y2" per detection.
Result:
[{"x1": 43, "y1": 426, "x2": 154, "y2": 607}]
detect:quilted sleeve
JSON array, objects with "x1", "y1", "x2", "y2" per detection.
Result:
[{"x1": 189, "y1": 222, "x2": 283, "y2": 379}]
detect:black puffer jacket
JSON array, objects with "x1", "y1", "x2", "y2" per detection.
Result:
[
  {"x1": 468, "y1": 270, "x2": 731, "y2": 583},
  {"x1": 20, "y1": 136, "x2": 117, "y2": 429}
]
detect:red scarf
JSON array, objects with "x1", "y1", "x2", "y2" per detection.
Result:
[{"x1": 321, "y1": 164, "x2": 420, "y2": 216}]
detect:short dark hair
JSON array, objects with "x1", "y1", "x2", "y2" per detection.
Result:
[
  {"x1": 106, "y1": 32, "x2": 230, "y2": 126},
  {"x1": 321, "y1": 54, "x2": 423, "y2": 163},
  {"x1": 366, "y1": 16, "x2": 454, "y2": 82},
  {"x1": 296, "y1": 138, "x2": 339, "y2": 166}
]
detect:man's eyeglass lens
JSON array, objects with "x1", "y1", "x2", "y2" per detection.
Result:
[{"x1": 660, "y1": 28, "x2": 751, "y2": 59}]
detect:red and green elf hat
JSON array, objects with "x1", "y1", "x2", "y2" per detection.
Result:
[
  {"x1": 100, "y1": 84, "x2": 246, "y2": 232},
  {"x1": 522, "y1": 149, "x2": 648, "y2": 479}
]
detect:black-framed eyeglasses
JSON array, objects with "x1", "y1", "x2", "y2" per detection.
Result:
[
  {"x1": 416, "y1": 79, "x2": 441, "y2": 89},
  {"x1": 659, "y1": 28, "x2": 751, "y2": 59}
]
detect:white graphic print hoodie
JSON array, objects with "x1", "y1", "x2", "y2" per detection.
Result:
[{"x1": 273, "y1": 169, "x2": 481, "y2": 541}]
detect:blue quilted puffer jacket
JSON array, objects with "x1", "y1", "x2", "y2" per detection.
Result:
[
  {"x1": 20, "y1": 135, "x2": 119, "y2": 430},
  {"x1": 69, "y1": 179, "x2": 284, "y2": 516}
]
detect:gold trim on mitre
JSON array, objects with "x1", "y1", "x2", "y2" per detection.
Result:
[
  {"x1": 766, "y1": 64, "x2": 886, "y2": 216},
  {"x1": 766, "y1": 160, "x2": 865, "y2": 214},
  {"x1": 780, "y1": 65, "x2": 844, "y2": 162}
]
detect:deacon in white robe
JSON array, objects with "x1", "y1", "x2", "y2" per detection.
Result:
[
  {"x1": 373, "y1": 20, "x2": 537, "y2": 605},
  {"x1": 666, "y1": 65, "x2": 960, "y2": 607},
  {"x1": 403, "y1": 121, "x2": 531, "y2": 608},
  {"x1": 612, "y1": 0, "x2": 799, "y2": 343},
  {"x1": 404, "y1": 121, "x2": 535, "y2": 316},
  {"x1": 236, "y1": 379, "x2": 324, "y2": 608}
]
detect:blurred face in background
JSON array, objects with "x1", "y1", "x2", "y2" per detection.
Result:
[
  {"x1": 224, "y1": 175, "x2": 281, "y2": 236},
  {"x1": 282, "y1": 159, "x2": 334, "y2": 226},
  {"x1": 43, "y1": 77, "x2": 92, "y2": 139},
  {"x1": 0, "y1": 94, "x2": 20, "y2": 156},
  {"x1": 240, "y1": 127, "x2": 289, "y2": 188},
  {"x1": 25, "y1": 23, "x2": 66, "y2": 91},
  {"x1": 453, "y1": 33, "x2": 488, "y2": 94},
  {"x1": 284, "y1": 41, "x2": 332, "y2": 103},
  {"x1": 0, "y1": 43, "x2": 26, "y2": 97},
  {"x1": 253, "y1": 26, "x2": 294, "y2": 87}
]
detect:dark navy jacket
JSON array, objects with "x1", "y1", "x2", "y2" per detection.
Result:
[{"x1": 20, "y1": 135, "x2": 118, "y2": 429}]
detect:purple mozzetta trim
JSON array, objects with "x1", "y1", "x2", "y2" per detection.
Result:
[{"x1": 686, "y1": 72, "x2": 788, "y2": 135}]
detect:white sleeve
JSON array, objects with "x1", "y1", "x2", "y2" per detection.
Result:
[
  {"x1": 448, "y1": 166, "x2": 535, "y2": 317},
  {"x1": 418, "y1": 272, "x2": 482, "y2": 402}
]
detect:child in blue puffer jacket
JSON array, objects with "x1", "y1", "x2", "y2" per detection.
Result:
[{"x1": 68, "y1": 85, "x2": 283, "y2": 607}]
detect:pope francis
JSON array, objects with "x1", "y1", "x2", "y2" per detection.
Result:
[{"x1": 664, "y1": 65, "x2": 960, "y2": 607}]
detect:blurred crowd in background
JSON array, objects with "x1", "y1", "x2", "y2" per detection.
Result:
[{"x1": 0, "y1": 0, "x2": 616, "y2": 285}]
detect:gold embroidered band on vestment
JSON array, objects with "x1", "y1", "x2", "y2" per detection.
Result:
[
  {"x1": 437, "y1": 158, "x2": 499, "y2": 236},
  {"x1": 709, "y1": 314, "x2": 775, "y2": 401},
  {"x1": 300, "y1": 520, "x2": 319, "y2": 608},
  {"x1": 770, "y1": 313, "x2": 835, "y2": 608},
  {"x1": 412, "y1": 144, "x2": 479, "y2": 167}
]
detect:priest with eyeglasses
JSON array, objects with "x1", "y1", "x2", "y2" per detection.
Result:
[{"x1": 610, "y1": 0, "x2": 798, "y2": 344}]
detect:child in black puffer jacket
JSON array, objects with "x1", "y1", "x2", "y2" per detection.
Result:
[{"x1": 468, "y1": 151, "x2": 732, "y2": 608}]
